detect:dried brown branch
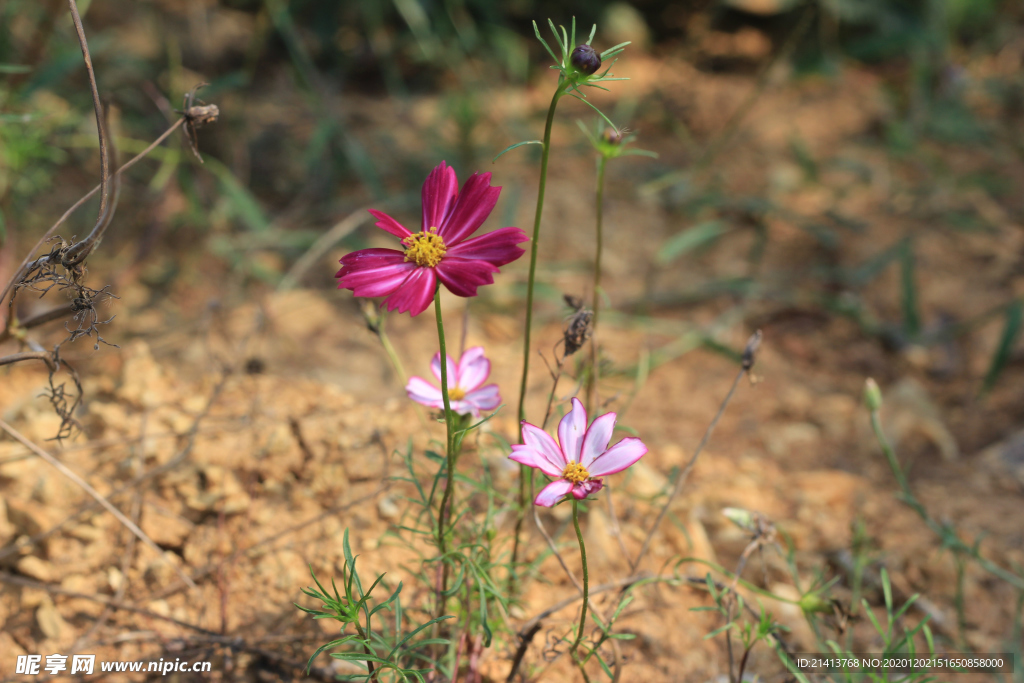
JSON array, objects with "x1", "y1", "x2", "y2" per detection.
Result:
[
  {"x1": 0, "y1": 351, "x2": 55, "y2": 369},
  {"x1": 629, "y1": 330, "x2": 762, "y2": 573},
  {"x1": 0, "y1": 118, "x2": 185, "y2": 312}
]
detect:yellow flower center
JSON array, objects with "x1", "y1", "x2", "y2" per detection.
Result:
[
  {"x1": 403, "y1": 227, "x2": 447, "y2": 268},
  {"x1": 448, "y1": 387, "x2": 466, "y2": 401},
  {"x1": 562, "y1": 461, "x2": 590, "y2": 484}
]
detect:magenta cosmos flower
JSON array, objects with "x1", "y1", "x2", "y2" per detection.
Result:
[
  {"x1": 406, "y1": 347, "x2": 501, "y2": 418},
  {"x1": 336, "y1": 161, "x2": 529, "y2": 316},
  {"x1": 510, "y1": 398, "x2": 648, "y2": 507}
]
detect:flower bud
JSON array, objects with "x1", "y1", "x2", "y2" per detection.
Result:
[
  {"x1": 864, "y1": 378, "x2": 883, "y2": 411},
  {"x1": 799, "y1": 592, "x2": 833, "y2": 615},
  {"x1": 570, "y1": 44, "x2": 601, "y2": 76},
  {"x1": 601, "y1": 127, "x2": 623, "y2": 145}
]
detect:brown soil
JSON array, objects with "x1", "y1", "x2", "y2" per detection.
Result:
[{"x1": 2, "y1": 36, "x2": 1024, "y2": 683}]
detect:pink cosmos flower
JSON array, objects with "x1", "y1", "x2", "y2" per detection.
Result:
[
  {"x1": 510, "y1": 398, "x2": 648, "y2": 507},
  {"x1": 336, "y1": 161, "x2": 529, "y2": 317},
  {"x1": 406, "y1": 347, "x2": 501, "y2": 418}
]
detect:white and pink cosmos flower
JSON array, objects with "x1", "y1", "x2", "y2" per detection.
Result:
[
  {"x1": 336, "y1": 161, "x2": 529, "y2": 317},
  {"x1": 406, "y1": 347, "x2": 501, "y2": 419},
  {"x1": 510, "y1": 398, "x2": 648, "y2": 507}
]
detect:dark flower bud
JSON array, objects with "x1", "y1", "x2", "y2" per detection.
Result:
[
  {"x1": 601, "y1": 127, "x2": 623, "y2": 145},
  {"x1": 570, "y1": 44, "x2": 601, "y2": 76}
]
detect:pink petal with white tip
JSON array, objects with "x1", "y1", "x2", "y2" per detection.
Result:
[
  {"x1": 587, "y1": 437, "x2": 648, "y2": 477},
  {"x1": 580, "y1": 411, "x2": 616, "y2": 469},
  {"x1": 534, "y1": 479, "x2": 574, "y2": 507},
  {"x1": 464, "y1": 384, "x2": 500, "y2": 412},
  {"x1": 522, "y1": 422, "x2": 567, "y2": 473},
  {"x1": 406, "y1": 376, "x2": 443, "y2": 407},
  {"x1": 557, "y1": 398, "x2": 588, "y2": 464},
  {"x1": 509, "y1": 445, "x2": 563, "y2": 477},
  {"x1": 430, "y1": 352, "x2": 459, "y2": 386},
  {"x1": 456, "y1": 347, "x2": 490, "y2": 391}
]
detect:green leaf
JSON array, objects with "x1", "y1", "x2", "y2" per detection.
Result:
[
  {"x1": 981, "y1": 299, "x2": 1022, "y2": 395},
  {"x1": 0, "y1": 64, "x2": 31, "y2": 74},
  {"x1": 900, "y1": 238, "x2": 920, "y2": 338},
  {"x1": 492, "y1": 140, "x2": 543, "y2": 163},
  {"x1": 386, "y1": 616, "x2": 454, "y2": 660},
  {"x1": 656, "y1": 221, "x2": 730, "y2": 265},
  {"x1": 532, "y1": 21, "x2": 561, "y2": 65},
  {"x1": 205, "y1": 158, "x2": 271, "y2": 232}
]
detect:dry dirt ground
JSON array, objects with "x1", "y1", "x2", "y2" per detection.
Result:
[{"x1": 2, "y1": 49, "x2": 1024, "y2": 683}]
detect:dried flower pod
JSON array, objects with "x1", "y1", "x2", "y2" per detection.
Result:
[{"x1": 570, "y1": 44, "x2": 601, "y2": 76}]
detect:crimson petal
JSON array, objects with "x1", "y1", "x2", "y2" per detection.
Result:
[
  {"x1": 383, "y1": 267, "x2": 436, "y2": 316},
  {"x1": 446, "y1": 227, "x2": 528, "y2": 267},
  {"x1": 421, "y1": 162, "x2": 459, "y2": 231},
  {"x1": 367, "y1": 209, "x2": 411, "y2": 239},
  {"x1": 434, "y1": 257, "x2": 499, "y2": 298},
  {"x1": 438, "y1": 172, "x2": 501, "y2": 245},
  {"x1": 336, "y1": 249, "x2": 416, "y2": 298}
]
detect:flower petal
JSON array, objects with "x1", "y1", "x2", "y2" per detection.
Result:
[
  {"x1": 446, "y1": 227, "x2": 529, "y2": 267},
  {"x1": 449, "y1": 399, "x2": 478, "y2": 417},
  {"x1": 367, "y1": 209, "x2": 411, "y2": 239},
  {"x1": 406, "y1": 376, "x2": 442, "y2": 408},
  {"x1": 456, "y1": 346, "x2": 490, "y2": 391},
  {"x1": 430, "y1": 352, "x2": 459, "y2": 386},
  {"x1": 434, "y1": 257, "x2": 499, "y2": 298},
  {"x1": 587, "y1": 437, "x2": 648, "y2": 477},
  {"x1": 336, "y1": 249, "x2": 416, "y2": 297},
  {"x1": 382, "y1": 266, "x2": 436, "y2": 316},
  {"x1": 421, "y1": 162, "x2": 459, "y2": 231},
  {"x1": 534, "y1": 479, "x2": 573, "y2": 507},
  {"x1": 438, "y1": 172, "x2": 501, "y2": 245},
  {"x1": 580, "y1": 411, "x2": 616, "y2": 469},
  {"x1": 571, "y1": 479, "x2": 603, "y2": 500},
  {"x1": 464, "y1": 384, "x2": 500, "y2": 412},
  {"x1": 522, "y1": 422, "x2": 566, "y2": 472},
  {"x1": 557, "y1": 398, "x2": 588, "y2": 464},
  {"x1": 509, "y1": 445, "x2": 563, "y2": 477}
]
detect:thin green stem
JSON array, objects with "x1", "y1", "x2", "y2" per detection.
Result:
[
  {"x1": 511, "y1": 83, "x2": 564, "y2": 588},
  {"x1": 869, "y1": 408, "x2": 1024, "y2": 591},
  {"x1": 376, "y1": 313, "x2": 407, "y2": 383},
  {"x1": 586, "y1": 155, "x2": 608, "y2": 416},
  {"x1": 570, "y1": 499, "x2": 590, "y2": 676},
  {"x1": 434, "y1": 286, "x2": 457, "y2": 617}
]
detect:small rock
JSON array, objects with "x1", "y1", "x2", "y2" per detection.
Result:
[
  {"x1": 140, "y1": 509, "x2": 193, "y2": 549},
  {"x1": 107, "y1": 566, "x2": 125, "y2": 593},
  {"x1": 16, "y1": 556, "x2": 54, "y2": 583},
  {"x1": 65, "y1": 522, "x2": 103, "y2": 543},
  {"x1": 766, "y1": 422, "x2": 821, "y2": 457},
  {"x1": 21, "y1": 587, "x2": 49, "y2": 609},
  {"x1": 622, "y1": 461, "x2": 669, "y2": 499},
  {"x1": 36, "y1": 599, "x2": 67, "y2": 640},
  {"x1": 144, "y1": 551, "x2": 184, "y2": 588},
  {"x1": 377, "y1": 496, "x2": 400, "y2": 522}
]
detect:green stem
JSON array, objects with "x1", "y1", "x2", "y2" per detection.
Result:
[
  {"x1": 511, "y1": 83, "x2": 564, "y2": 587},
  {"x1": 570, "y1": 499, "x2": 590, "y2": 671},
  {"x1": 586, "y1": 155, "x2": 608, "y2": 416},
  {"x1": 870, "y1": 409, "x2": 1024, "y2": 591},
  {"x1": 434, "y1": 286, "x2": 457, "y2": 616},
  {"x1": 376, "y1": 312, "x2": 408, "y2": 383}
]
